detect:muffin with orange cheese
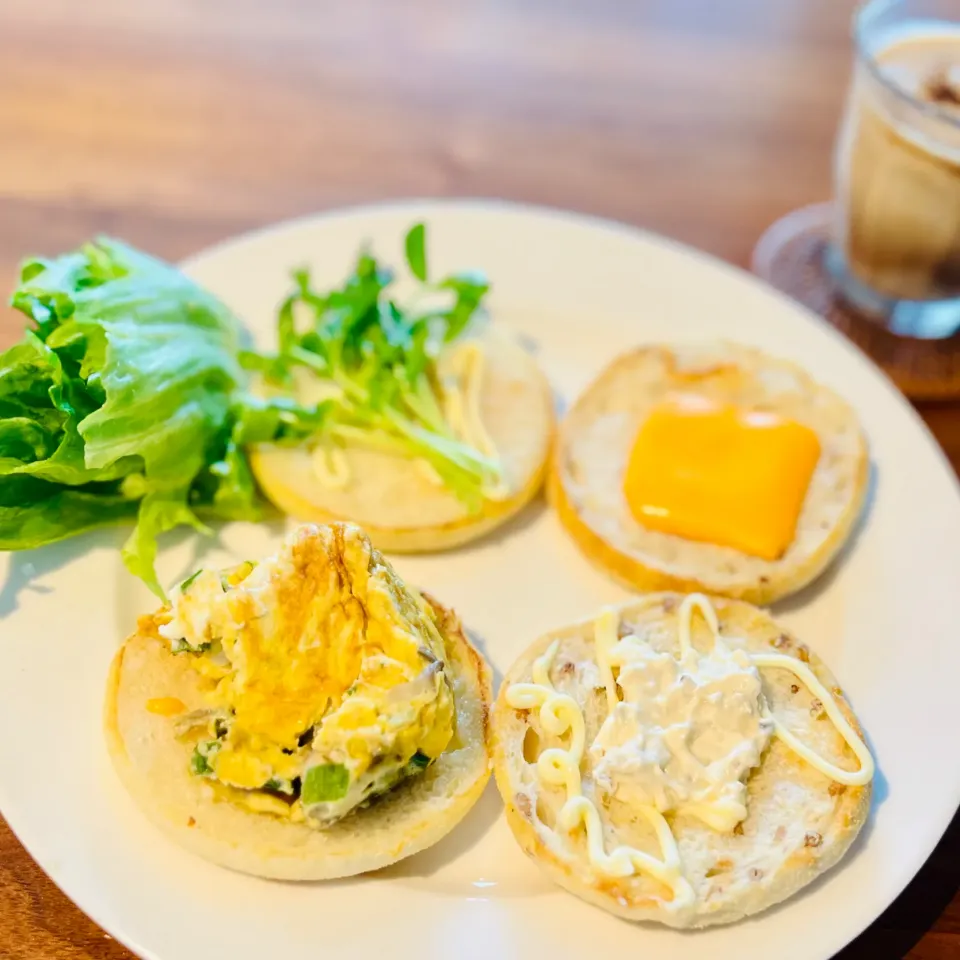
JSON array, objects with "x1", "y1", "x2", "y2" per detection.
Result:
[{"x1": 548, "y1": 343, "x2": 868, "y2": 604}]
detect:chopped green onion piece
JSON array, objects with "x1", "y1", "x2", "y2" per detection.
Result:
[
  {"x1": 409, "y1": 750, "x2": 431, "y2": 771},
  {"x1": 190, "y1": 746, "x2": 213, "y2": 776},
  {"x1": 301, "y1": 763, "x2": 349, "y2": 804},
  {"x1": 189, "y1": 739, "x2": 220, "y2": 778},
  {"x1": 171, "y1": 639, "x2": 211, "y2": 655},
  {"x1": 263, "y1": 777, "x2": 295, "y2": 796},
  {"x1": 179, "y1": 569, "x2": 203, "y2": 592}
]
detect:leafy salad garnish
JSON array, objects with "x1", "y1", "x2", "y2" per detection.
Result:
[
  {"x1": 0, "y1": 239, "x2": 319, "y2": 597},
  {"x1": 0, "y1": 225, "x2": 492, "y2": 595},
  {"x1": 243, "y1": 224, "x2": 500, "y2": 511}
]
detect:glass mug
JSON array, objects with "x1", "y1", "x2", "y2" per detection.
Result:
[{"x1": 826, "y1": 0, "x2": 960, "y2": 338}]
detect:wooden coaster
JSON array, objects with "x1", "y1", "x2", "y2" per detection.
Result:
[{"x1": 752, "y1": 202, "x2": 960, "y2": 400}]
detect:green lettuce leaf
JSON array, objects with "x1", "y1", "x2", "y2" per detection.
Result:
[
  {"x1": 0, "y1": 476, "x2": 138, "y2": 550},
  {"x1": 1, "y1": 238, "x2": 325, "y2": 597}
]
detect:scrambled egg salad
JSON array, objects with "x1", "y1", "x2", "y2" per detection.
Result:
[{"x1": 154, "y1": 524, "x2": 456, "y2": 824}]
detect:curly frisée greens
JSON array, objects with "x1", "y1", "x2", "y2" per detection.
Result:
[
  {"x1": 243, "y1": 223, "x2": 505, "y2": 511},
  {"x1": 0, "y1": 238, "x2": 326, "y2": 596},
  {"x1": 154, "y1": 524, "x2": 456, "y2": 824}
]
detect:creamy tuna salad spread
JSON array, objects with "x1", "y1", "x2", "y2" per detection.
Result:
[
  {"x1": 505, "y1": 594, "x2": 874, "y2": 909},
  {"x1": 590, "y1": 604, "x2": 773, "y2": 833}
]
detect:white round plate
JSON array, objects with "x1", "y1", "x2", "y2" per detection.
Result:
[{"x1": 1, "y1": 200, "x2": 958, "y2": 960}]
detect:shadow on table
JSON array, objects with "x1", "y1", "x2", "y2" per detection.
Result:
[{"x1": 836, "y1": 806, "x2": 960, "y2": 959}]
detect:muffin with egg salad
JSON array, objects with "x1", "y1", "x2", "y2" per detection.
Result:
[
  {"x1": 549, "y1": 343, "x2": 868, "y2": 603},
  {"x1": 104, "y1": 523, "x2": 492, "y2": 879},
  {"x1": 492, "y1": 593, "x2": 873, "y2": 927},
  {"x1": 247, "y1": 224, "x2": 554, "y2": 552}
]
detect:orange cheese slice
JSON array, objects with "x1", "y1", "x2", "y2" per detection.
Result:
[{"x1": 623, "y1": 394, "x2": 821, "y2": 560}]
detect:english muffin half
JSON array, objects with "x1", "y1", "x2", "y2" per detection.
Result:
[
  {"x1": 251, "y1": 320, "x2": 555, "y2": 552},
  {"x1": 492, "y1": 592, "x2": 873, "y2": 928},
  {"x1": 105, "y1": 524, "x2": 492, "y2": 880},
  {"x1": 550, "y1": 343, "x2": 869, "y2": 604}
]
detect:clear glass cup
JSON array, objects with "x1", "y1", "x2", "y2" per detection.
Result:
[{"x1": 825, "y1": 0, "x2": 960, "y2": 338}]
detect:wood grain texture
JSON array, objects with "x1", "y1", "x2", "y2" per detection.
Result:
[{"x1": 0, "y1": 0, "x2": 957, "y2": 957}]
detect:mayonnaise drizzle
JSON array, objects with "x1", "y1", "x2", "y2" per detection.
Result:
[
  {"x1": 443, "y1": 343, "x2": 497, "y2": 461},
  {"x1": 753, "y1": 653, "x2": 874, "y2": 786},
  {"x1": 505, "y1": 594, "x2": 874, "y2": 907},
  {"x1": 309, "y1": 340, "x2": 508, "y2": 499},
  {"x1": 442, "y1": 342, "x2": 509, "y2": 501},
  {"x1": 506, "y1": 641, "x2": 695, "y2": 909},
  {"x1": 594, "y1": 608, "x2": 620, "y2": 713},
  {"x1": 415, "y1": 458, "x2": 447, "y2": 488},
  {"x1": 310, "y1": 443, "x2": 351, "y2": 490},
  {"x1": 677, "y1": 593, "x2": 720, "y2": 658},
  {"x1": 651, "y1": 594, "x2": 874, "y2": 790}
]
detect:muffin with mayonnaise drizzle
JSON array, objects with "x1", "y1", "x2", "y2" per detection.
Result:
[{"x1": 491, "y1": 592, "x2": 873, "y2": 928}]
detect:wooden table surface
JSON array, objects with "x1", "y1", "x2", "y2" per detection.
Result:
[{"x1": 0, "y1": 0, "x2": 957, "y2": 957}]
